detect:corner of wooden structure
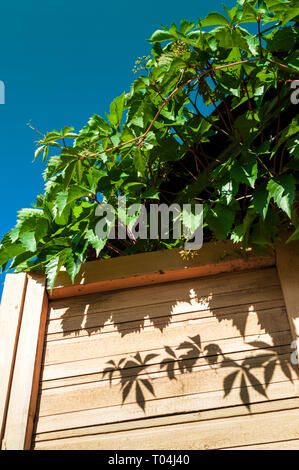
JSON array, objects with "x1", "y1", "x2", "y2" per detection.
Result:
[
  {"x1": 0, "y1": 272, "x2": 48, "y2": 450},
  {"x1": 0, "y1": 237, "x2": 287, "y2": 450}
]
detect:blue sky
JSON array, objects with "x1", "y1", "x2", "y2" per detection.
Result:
[{"x1": 0, "y1": 0, "x2": 236, "y2": 300}]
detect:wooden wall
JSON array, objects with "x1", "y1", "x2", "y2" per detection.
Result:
[
  {"x1": 1, "y1": 239, "x2": 299, "y2": 450},
  {"x1": 32, "y1": 265, "x2": 299, "y2": 449}
]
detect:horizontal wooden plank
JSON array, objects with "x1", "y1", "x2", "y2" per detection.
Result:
[
  {"x1": 43, "y1": 304, "x2": 289, "y2": 366},
  {"x1": 33, "y1": 396, "x2": 299, "y2": 443},
  {"x1": 46, "y1": 298, "x2": 286, "y2": 342},
  {"x1": 48, "y1": 267, "x2": 280, "y2": 322},
  {"x1": 45, "y1": 300, "x2": 285, "y2": 342},
  {"x1": 237, "y1": 439, "x2": 299, "y2": 450},
  {"x1": 223, "y1": 439, "x2": 299, "y2": 450},
  {"x1": 35, "y1": 378, "x2": 299, "y2": 434},
  {"x1": 37, "y1": 352, "x2": 298, "y2": 418},
  {"x1": 40, "y1": 343, "x2": 292, "y2": 390},
  {"x1": 33, "y1": 401, "x2": 299, "y2": 449},
  {"x1": 40, "y1": 330, "x2": 292, "y2": 383},
  {"x1": 49, "y1": 240, "x2": 275, "y2": 299}
]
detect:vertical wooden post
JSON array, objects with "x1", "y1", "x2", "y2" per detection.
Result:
[
  {"x1": 1, "y1": 273, "x2": 48, "y2": 450},
  {"x1": 0, "y1": 273, "x2": 28, "y2": 445},
  {"x1": 276, "y1": 236, "x2": 299, "y2": 368}
]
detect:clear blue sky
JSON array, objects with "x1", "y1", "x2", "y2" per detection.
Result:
[{"x1": 0, "y1": 0, "x2": 236, "y2": 300}]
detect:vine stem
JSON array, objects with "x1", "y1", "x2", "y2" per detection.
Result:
[
  {"x1": 257, "y1": 16, "x2": 264, "y2": 59},
  {"x1": 84, "y1": 57, "x2": 298, "y2": 160}
]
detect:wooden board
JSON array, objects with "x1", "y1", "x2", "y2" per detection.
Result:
[
  {"x1": 1, "y1": 239, "x2": 297, "y2": 450},
  {"x1": 49, "y1": 240, "x2": 274, "y2": 299},
  {"x1": 32, "y1": 263, "x2": 299, "y2": 450},
  {"x1": 36, "y1": 352, "x2": 298, "y2": 418},
  {"x1": 276, "y1": 236, "x2": 299, "y2": 370},
  {"x1": 33, "y1": 400, "x2": 299, "y2": 450},
  {"x1": 46, "y1": 267, "x2": 282, "y2": 339},
  {"x1": 0, "y1": 273, "x2": 27, "y2": 445},
  {"x1": 1, "y1": 273, "x2": 48, "y2": 450},
  {"x1": 32, "y1": 396, "x2": 299, "y2": 443}
]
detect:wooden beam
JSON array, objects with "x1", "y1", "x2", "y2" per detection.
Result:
[
  {"x1": 0, "y1": 273, "x2": 28, "y2": 446},
  {"x1": 1, "y1": 273, "x2": 48, "y2": 450},
  {"x1": 276, "y1": 235, "x2": 299, "y2": 369},
  {"x1": 49, "y1": 240, "x2": 275, "y2": 299}
]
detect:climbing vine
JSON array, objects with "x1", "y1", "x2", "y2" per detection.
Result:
[{"x1": 0, "y1": 0, "x2": 298, "y2": 290}]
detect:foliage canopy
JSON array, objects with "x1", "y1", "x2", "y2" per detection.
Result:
[{"x1": 1, "y1": 0, "x2": 299, "y2": 290}]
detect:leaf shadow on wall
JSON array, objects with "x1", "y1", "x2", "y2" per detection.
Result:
[{"x1": 52, "y1": 268, "x2": 299, "y2": 412}]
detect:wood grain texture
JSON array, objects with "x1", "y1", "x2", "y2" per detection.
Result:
[
  {"x1": 36, "y1": 352, "x2": 297, "y2": 418},
  {"x1": 49, "y1": 240, "x2": 275, "y2": 299},
  {"x1": 276, "y1": 236, "x2": 299, "y2": 369},
  {"x1": 7, "y1": 240, "x2": 293, "y2": 450},
  {"x1": 31, "y1": 262, "x2": 299, "y2": 449},
  {"x1": 1, "y1": 239, "x2": 297, "y2": 450},
  {"x1": 33, "y1": 396, "x2": 299, "y2": 443},
  {"x1": 46, "y1": 267, "x2": 281, "y2": 337},
  {"x1": 40, "y1": 339, "x2": 291, "y2": 388},
  {"x1": 1, "y1": 273, "x2": 48, "y2": 450},
  {"x1": 0, "y1": 273, "x2": 27, "y2": 445},
  {"x1": 33, "y1": 403, "x2": 299, "y2": 450},
  {"x1": 223, "y1": 439, "x2": 299, "y2": 450},
  {"x1": 42, "y1": 304, "x2": 289, "y2": 366}
]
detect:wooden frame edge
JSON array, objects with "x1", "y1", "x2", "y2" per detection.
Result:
[
  {"x1": 275, "y1": 235, "x2": 299, "y2": 370},
  {"x1": 49, "y1": 240, "x2": 275, "y2": 300},
  {"x1": 1, "y1": 272, "x2": 48, "y2": 450},
  {"x1": 0, "y1": 273, "x2": 28, "y2": 446}
]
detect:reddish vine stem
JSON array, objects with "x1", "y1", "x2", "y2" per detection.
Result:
[{"x1": 82, "y1": 57, "x2": 297, "y2": 161}]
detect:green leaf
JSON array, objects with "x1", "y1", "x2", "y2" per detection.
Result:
[
  {"x1": 206, "y1": 204, "x2": 235, "y2": 240},
  {"x1": 107, "y1": 92, "x2": 126, "y2": 130},
  {"x1": 134, "y1": 148, "x2": 147, "y2": 176},
  {"x1": 56, "y1": 185, "x2": 89, "y2": 216},
  {"x1": 88, "y1": 114, "x2": 112, "y2": 135},
  {"x1": 231, "y1": 155, "x2": 258, "y2": 188},
  {"x1": 142, "y1": 187, "x2": 160, "y2": 199},
  {"x1": 267, "y1": 174, "x2": 296, "y2": 217},
  {"x1": 19, "y1": 231, "x2": 37, "y2": 252},
  {"x1": 149, "y1": 29, "x2": 175, "y2": 42},
  {"x1": 0, "y1": 241, "x2": 26, "y2": 269},
  {"x1": 84, "y1": 228, "x2": 107, "y2": 256},
  {"x1": 253, "y1": 182, "x2": 270, "y2": 219},
  {"x1": 231, "y1": 224, "x2": 243, "y2": 243},
  {"x1": 179, "y1": 19, "x2": 195, "y2": 35},
  {"x1": 45, "y1": 251, "x2": 67, "y2": 293},
  {"x1": 200, "y1": 12, "x2": 230, "y2": 26},
  {"x1": 34, "y1": 145, "x2": 45, "y2": 161}
]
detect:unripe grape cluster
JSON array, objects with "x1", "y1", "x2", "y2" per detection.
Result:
[
  {"x1": 133, "y1": 55, "x2": 151, "y2": 73},
  {"x1": 171, "y1": 40, "x2": 190, "y2": 56}
]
